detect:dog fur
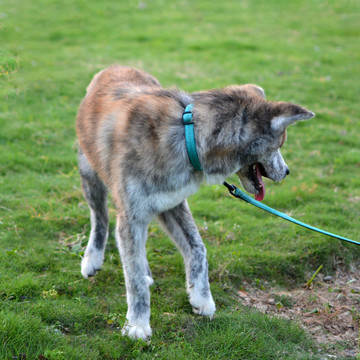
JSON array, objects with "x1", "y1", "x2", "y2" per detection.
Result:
[{"x1": 76, "y1": 65, "x2": 314, "y2": 339}]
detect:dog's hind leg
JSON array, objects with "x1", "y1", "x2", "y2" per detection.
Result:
[
  {"x1": 78, "y1": 147, "x2": 109, "y2": 278},
  {"x1": 157, "y1": 201, "x2": 216, "y2": 318}
]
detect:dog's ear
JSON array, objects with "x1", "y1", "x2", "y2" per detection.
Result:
[
  {"x1": 251, "y1": 85, "x2": 265, "y2": 99},
  {"x1": 271, "y1": 102, "x2": 315, "y2": 133},
  {"x1": 240, "y1": 84, "x2": 266, "y2": 98}
]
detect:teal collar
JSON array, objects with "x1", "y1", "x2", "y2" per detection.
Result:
[{"x1": 183, "y1": 104, "x2": 202, "y2": 171}]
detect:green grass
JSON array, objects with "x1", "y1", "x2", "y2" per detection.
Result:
[{"x1": 1, "y1": 0, "x2": 359, "y2": 358}]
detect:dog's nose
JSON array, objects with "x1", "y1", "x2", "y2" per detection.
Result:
[{"x1": 285, "y1": 167, "x2": 290, "y2": 176}]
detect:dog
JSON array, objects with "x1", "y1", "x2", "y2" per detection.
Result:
[{"x1": 76, "y1": 65, "x2": 314, "y2": 339}]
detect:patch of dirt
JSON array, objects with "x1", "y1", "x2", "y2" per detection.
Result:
[{"x1": 237, "y1": 268, "x2": 360, "y2": 358}]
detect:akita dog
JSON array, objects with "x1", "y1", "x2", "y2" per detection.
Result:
[{"x1": 76, "y1": 65, "x2": 314, "y2": 339}]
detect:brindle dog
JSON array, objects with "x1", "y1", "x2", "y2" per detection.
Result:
[{"x1": 76, "y1": 66, "x2": 314, "y2": 339}]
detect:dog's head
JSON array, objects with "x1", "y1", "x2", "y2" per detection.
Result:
[
  {"x1": 234, "y1": 85, "x2": 314, "y2": 201},
  {"x1": 193, "y1": 85, "x2": 314, "y2": 200}
]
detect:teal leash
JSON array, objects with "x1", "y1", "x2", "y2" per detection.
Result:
[{"x1": 223, "y1": 182, "x2": 360, "y2": 246}]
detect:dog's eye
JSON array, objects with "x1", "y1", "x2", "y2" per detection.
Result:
[{"x1": 279, "y1": 129, "x2": 287, "y2": 148}]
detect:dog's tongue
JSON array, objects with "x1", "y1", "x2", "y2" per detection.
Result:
[{"x1": 255, "y1": 164, "x2": 265, "y2": 201}]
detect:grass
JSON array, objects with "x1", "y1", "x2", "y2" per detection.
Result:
[{"x1": 1, "y1": 0, "x2": 360, "y2": 358}]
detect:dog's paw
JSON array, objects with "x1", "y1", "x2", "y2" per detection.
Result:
[
  {"x1": 81, "y1": 251, "x2": 104, "y2": 278},
  {"x1": 145, "y1": 275, "x2": 154, "y2": 286},
  {"x1": 190, "y1": 294, "x2": 216, "y2": 319},
  {"x1": 122, "y1": 321, "x2": 152, "y2": 340}
]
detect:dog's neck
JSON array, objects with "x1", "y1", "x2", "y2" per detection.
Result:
[{"x1": 189, "y1": 96, "x2": 243, "y2": 182}]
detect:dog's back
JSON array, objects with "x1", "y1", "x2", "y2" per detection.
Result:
[
  {"x1": 76, "y1": 66, "x2": 177, "y2": 186},
  {"x1": 85, "y1": 65, "x2": 161, "y2": 95},
  {"x1": 76, "y1": 66, "x2": 162, "y2": 143}
]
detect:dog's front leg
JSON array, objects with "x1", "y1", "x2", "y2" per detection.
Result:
[
  {"x1": 115, "y1": 214, "x2": 152, "y2": 340},
  {"x1": 157, "y1": 201, "x2": 216, "y2": 318}
]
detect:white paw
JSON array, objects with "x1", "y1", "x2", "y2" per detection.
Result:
[
  {"x1": 81, "y1": 250, "x2": 104, "y2": 278},
  {"x1": 145, "y1": 275, "x2": 154, "y2": 286},
  {"x1": 190, "y1": 293, "x2": 216, "y2": 319},
  {"x1": 122, "y1": 322, "x2": 152, "y2": 340}
]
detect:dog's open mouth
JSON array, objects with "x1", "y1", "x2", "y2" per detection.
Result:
[
  {"x1": 236, "y1": 163, "x2": 268, "y2": 201},
  {"x1": 251, "y1": 163, "x2": 266, "y2": 201}
]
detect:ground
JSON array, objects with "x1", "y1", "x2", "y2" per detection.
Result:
[{"x1": 238, "y1": 266, "x2": 360, "y2": 358}]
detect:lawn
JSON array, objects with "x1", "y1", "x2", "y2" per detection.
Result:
[{"x1": 1, "y1": 0, "x2": 359, "y2": 359}]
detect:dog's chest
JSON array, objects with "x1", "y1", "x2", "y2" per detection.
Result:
[{"x1": 129, "y1": 180, "x2": 199, "y2": 215}]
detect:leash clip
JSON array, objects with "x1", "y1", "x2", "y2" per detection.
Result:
[{"x1": 223, "y1": 181, "x2": 237, "y2": 198}]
